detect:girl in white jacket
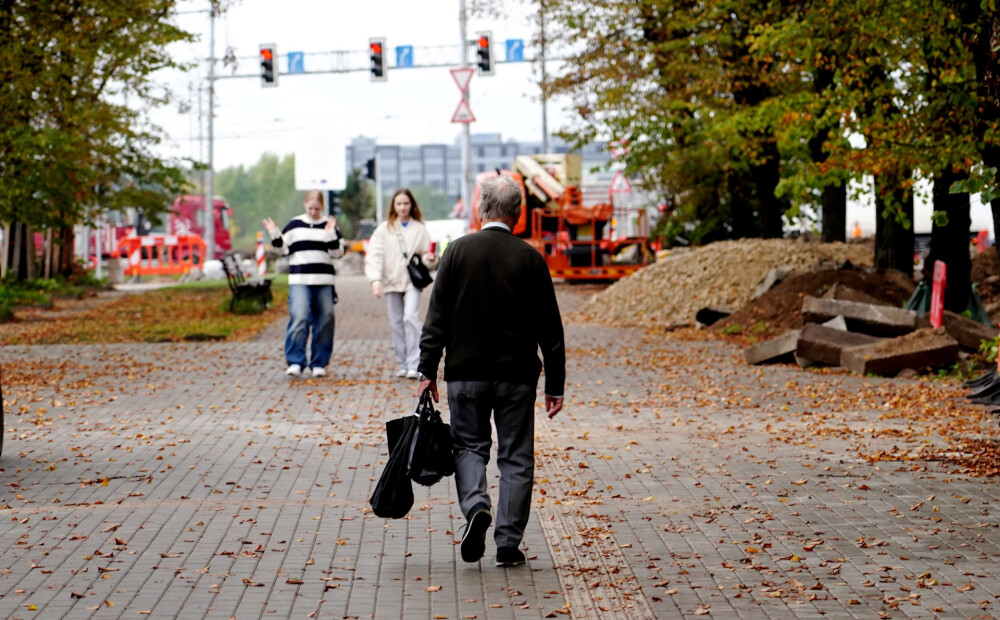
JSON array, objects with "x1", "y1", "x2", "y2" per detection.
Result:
[{"x1": 364, "y1": 189, "x2": 437, "y2": 379}]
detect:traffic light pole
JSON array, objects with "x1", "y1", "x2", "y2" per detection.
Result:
[
  {"x1": 375, "y1": 154, "x2": 383, "y2": 223},
  {"x1": 459, "y1": 0, "x2": 471, "y2": 225},
  {"x1": 539, "y1": 0, "x2": 549, "y2": 154},
  {"x1": 204, "y1": 7, "x2": 216, "y2": 264}
]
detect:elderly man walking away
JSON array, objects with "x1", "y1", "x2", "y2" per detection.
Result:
[{"x1": 417, "y1": 175, "x2": 565, "y2": 567}]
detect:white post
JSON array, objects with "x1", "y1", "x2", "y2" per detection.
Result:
[
  {"x1": 95, "y1": 226, "x2": 102, "y2": 281},
  {"x1": 459, "y1": 0, "x2": 471, "y2": 222},
  {"x1": 375, "y1": 153, "x2": 384, "y2": 223},
  {"x1": 540, "y1": 0, "x2": 549, "y2": 154},
  {"x1": 204, "y1": 7, "x2": 216, "y2": 261}
]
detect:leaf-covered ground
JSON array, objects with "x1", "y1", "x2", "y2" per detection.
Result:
[{"x1": 0, "y1": 282, "x2": 288, "y2": 345}]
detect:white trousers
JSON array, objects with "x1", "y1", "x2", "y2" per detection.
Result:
[{"x1": 385, "y1": 287, "x2": 421, "y2": 371}]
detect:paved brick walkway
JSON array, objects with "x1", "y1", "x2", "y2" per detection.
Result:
[{"x1": 1, "y1": 274, "x2": 999, "y2": 619}]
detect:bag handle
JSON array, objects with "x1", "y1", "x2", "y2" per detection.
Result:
[
  {"x1": 415, "y1": 389, "x2": 437, "y2": 421},
  {"x1": 394, "y1": 227, "x2": 412, "y2": 261}
]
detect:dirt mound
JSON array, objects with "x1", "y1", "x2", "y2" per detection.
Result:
[
  {"x1": 715, "y1": 267, "x2": 915, "y2": 340},
  {"x1": 972, "y1": 248, "x2": 1000, "y2": 317},
  {"x1": 572, "y1": 238, "x2": 873, "y2": 328}
]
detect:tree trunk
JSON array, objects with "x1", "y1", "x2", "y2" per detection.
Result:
[
  {"x1": 728, "y1": 170, "x2": 758, "y2": 238},
  {"x1": 873, "y1": 173, "x2": 914, "y2": 277},
  {"x1": 57, "y1": 226, "x2": 76, "y2": 277},
  {"x1": 923, "y1": 169, "x2": 971, "y2": 312},
  {"x1": 3, "y1": 221, "x2": 34, "y2": 281},
  {"x1": 754, "y1": 138, "x2": 785, "y2": 239},
  {"x1": 820, "y1": 184, "x2": 847, "y2": 243}
]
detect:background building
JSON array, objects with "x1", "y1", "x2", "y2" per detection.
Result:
[{"x1": 345, "y1": 134, "x2": 613, "y2": 206}]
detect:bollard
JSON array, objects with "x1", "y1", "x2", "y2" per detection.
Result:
[
  {"x1": 255, "y1": 231, "x2": 266, "y2": 277},
  {"x1": 929, "y1": 260, "x2": 946, "y2": 329}
]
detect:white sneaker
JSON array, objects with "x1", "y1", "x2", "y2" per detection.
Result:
[
  {"x1": 310, "y1": 367, "x2": 327, "y2": 378},
  {"x1": 396, "y1": 368, "x2": 408, "y2": 378},
  {"x1": 285, "y1": 364, "x2": 302, "y2": 377},
  {"x1": 406, "y1": 369, "x2": 420, "y2": 380}
]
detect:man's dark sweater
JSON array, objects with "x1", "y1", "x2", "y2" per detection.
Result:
[{"x1": 418, "y1": 227, "x2": 565, "y2": 396}]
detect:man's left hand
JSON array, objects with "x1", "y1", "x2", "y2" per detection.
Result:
[{"x1": 418, "y1": 378, "x2": 438, "y2": 403}]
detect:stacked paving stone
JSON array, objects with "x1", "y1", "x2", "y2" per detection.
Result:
[{"x1": 744, "y1": 283, "x2": 998, "y2": 376}]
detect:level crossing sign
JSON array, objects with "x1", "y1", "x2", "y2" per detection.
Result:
[
  {"x1": 451, "y1": 99, "x2": 476, "y2": 123},
  {"x1": 449, "y1": 68, "x2": 476, "y2": 123}
]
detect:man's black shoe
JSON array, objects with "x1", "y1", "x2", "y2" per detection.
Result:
[
  {"x1": 460, "y1": 509, "x2": 492, "y2": 563},
  {"x1": 495, "y1": 546, "x2": 526, "y2": 567}
]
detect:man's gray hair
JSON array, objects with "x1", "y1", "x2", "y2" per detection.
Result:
[{"x1": 480, "y1": 176, "x2": 522, "y2": 223}]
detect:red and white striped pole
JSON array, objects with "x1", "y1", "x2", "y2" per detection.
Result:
[
  {"x1": 929, "y1": 260, "x2": 947, "y2": 329},
  {"x1": 255, "y1": 231, "x2": 266, "y2": 276}
]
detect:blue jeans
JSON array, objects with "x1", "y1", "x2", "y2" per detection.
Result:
[{"x1": 285, "y1": 284, "x2": 335, "y2": 369}]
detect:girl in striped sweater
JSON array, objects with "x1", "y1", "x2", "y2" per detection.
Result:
[{"x1": 263, "y1": 190, "x2": 345, "y2": 378}]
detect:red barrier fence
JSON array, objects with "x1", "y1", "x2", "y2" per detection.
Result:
[{"x1": 116, "y1": 234, "x2": 207, "y2": 277}]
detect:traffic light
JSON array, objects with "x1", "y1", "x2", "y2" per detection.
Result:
[
  {"x1": 369, "y1": 38, "x2": 386, "y2": 82},
  {"x1": 476, "y1": 32, "x2": 494, "y2": 76},
  {"x1": 259, "y1": 44, "x2": 277, "y2": 87},
  {"x1": 364, "y1": 158, "x2": 376, "y2": 180}
]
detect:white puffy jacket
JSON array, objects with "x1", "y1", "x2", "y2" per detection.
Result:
[{"x1": 364, "y1": 219, "x2": 437, "y2": 293}]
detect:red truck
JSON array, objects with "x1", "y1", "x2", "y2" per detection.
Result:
[{"x1": 168, "y1": 195, "x2": 233, "y2": 259}]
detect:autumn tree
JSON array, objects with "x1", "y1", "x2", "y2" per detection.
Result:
[{"x1": 0, "y1": 0, "x2": 198, "y2": 280}]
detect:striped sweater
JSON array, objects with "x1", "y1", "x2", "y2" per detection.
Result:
[{"x1": 269, "y1": 215, "x2": 345, "y2": 286}]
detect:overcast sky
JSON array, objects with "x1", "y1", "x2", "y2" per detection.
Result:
[{"x1": 151, "y1": 0, "x2": 571, "y2": 172}]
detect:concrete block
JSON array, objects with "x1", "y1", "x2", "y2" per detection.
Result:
[
  {"x1": 822, "y1": 315, "x2": 848, "y2": 331},
  {"x1": 796, "y1": 323, "x2": 883, "y2": 366},
  {"x1": 840, "y1": 327, "x2": 960, "y2": 376},
  {"x1": 753, "y1": 267, "x2": 791, "y2": 299},
  {"x1": 794, "y1": 353, "x2": 814, "y2": 368},
  {"x1": 801, "y1": 296, "x2": 918, "y2": 336},
  {"x1": 821, "y1": 283, "x2": 890, "y2": 306},
  {"x1": 744, "y1": 329, "x2": 801, "y2": 365},
  {"x1": 943, "y1": 310, "x2": 999, "y2": 351}
]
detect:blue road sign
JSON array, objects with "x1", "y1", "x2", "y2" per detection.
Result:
[
  {"x1": 287, "y1": 51, "x2": 304, "y2": 74},
  {"x1": 505, "y1": 39, "x2": 524, "y2": 62},
  {"x1": 396, "y1": 45, "x2": 413, "y2": 68}
]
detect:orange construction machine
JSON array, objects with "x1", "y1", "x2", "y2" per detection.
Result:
[{"x1": 471, "y1": 154, "x2": 651, "y2": 281}]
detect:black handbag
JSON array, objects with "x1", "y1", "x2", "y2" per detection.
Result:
[
  {"x1": 396, "y1": 228, "x2": 434, "y2": 289},
  {"x1": 407, "y1": 391, "x2": 455, "y2": 486},
  {"x1": 407, "y1": 255, "x2": 433, "y2": 290},
  {"x1": 370, "y1": 415, "x2": 417, "y2": 519}
]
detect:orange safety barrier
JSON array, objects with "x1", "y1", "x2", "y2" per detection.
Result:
[{"x1": 116, "y1": 234, "x2": 207, "y2": 277}]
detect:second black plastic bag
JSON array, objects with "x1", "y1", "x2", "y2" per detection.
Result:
[{"x1": 407, "y1": 390, "x2": 455, "y2": 486}]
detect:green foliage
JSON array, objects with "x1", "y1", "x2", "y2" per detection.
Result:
[
  {"x1": 0, "y1": 1, "x2": 197, "y2": 231},
  {"x1": 212, "y1": 153, "x2": 302, "y2": 252},
  {"x1": 410, "y1": 185, "x2": 455, "y2": 220},
  {"x1": 0, "y1": 274, "x2": 105, "y2": 318},
  {"x1": 721, "y1": 324, "x2": 743, "y2": 335},
  {"x1": 223, "y1": 295, "x2": 268, "y2": 316},
  {"x1": 980, "y1": 335, "x2": 999, "y2": 363},
  {"x1": 541, "y1": 0, "x2": 1000, "y2": 245},
  {"x1": 339, "y1": 169, "x2": 376, "y2": 238}
]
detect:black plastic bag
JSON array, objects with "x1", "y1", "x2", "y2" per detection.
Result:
[
  {"x1": 370, "y1": 415, "x2": 417, "y2": 519},
  {"x1": 407, "y1": 391, "x2": 455, "y2": 487}
]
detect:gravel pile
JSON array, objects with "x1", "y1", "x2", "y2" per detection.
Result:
[{"x1": 573, "y1": 238, "x2": 873, "y2": 328}]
